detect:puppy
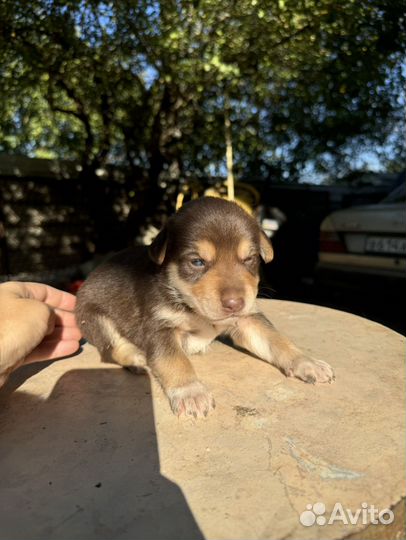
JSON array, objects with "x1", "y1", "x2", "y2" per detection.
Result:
[{"x1": 76, "y1": 197, "x2": 334, "y2": 417}]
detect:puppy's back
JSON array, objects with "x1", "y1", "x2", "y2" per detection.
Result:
[{"x1": 76, "y1": 246, "x2": 159, "y2": 354}]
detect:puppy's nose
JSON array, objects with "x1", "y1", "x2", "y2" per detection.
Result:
[{"x1": 221, "y1": 296, "x2": 245, "y2": 313}]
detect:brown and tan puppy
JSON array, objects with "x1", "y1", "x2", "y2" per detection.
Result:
[{"x1": 76, "y1": 197, "x2": 334, "y2": 417}]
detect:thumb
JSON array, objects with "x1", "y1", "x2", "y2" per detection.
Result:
[{"x1": 45, "y1": 309, "x2": 56, "y2": 336}]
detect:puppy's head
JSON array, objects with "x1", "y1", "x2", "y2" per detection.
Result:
[{"x1": 149, "y1": 197, "x2": 273, "y2": 321}]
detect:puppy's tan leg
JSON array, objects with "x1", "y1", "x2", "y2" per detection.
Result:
[
  {"x1": 98, "y1": 316, "x2": 147, "y2": 372},
  {"x1": 111, "y1": 341, "x2": 147, "y2": 375},
  {"x1": 229, "y1": 313, "x2": 335, "y2": 383},
  {"x1": 149, "y1": 333, "x2": 215, "y2": 417}
]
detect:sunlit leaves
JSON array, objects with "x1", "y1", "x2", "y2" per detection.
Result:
[{"x1": 0, "y1": 0, "x2": 404, "y2": 183}]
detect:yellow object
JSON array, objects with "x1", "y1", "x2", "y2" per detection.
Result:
[
  {"x1": 175, "y1": 180, "x2": 260, "y2": 216},
  {"x1": 175, "y1": 192, "x2": 185, "y2": 211},
  {"x1": 204, "y1": 182, "x2": 260, "y2": 215}
]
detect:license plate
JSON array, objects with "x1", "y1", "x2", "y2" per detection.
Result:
[{"x1": 365, "y1": 236, "x2": 406, "y2": 255}]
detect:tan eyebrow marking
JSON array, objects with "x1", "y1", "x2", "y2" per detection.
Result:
[
  {"x1": 237, "y1": 238, "x2": 253, "y2": 260},
  {"x1": 195, "y1": 239, "x2": 216, "y2": 262}
]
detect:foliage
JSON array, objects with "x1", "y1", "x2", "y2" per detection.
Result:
[{"x1": 0, "y1": 0, "x2": 405, "y2": 190}]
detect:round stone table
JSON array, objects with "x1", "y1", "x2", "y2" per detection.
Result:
[{"x1": 0, "y1": 300, "x2": 404, "y2": 540}]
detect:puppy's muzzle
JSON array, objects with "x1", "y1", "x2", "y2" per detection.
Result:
[{"x1": 220, "y1": 288, "x2": 245, "y2": 315}]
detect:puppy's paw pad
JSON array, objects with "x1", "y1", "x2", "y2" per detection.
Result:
[
  {"x1": 289, "y1": 357, "x2": 335, "y2": 384},
  {"x1": 167, "y1": 381, "x2": 215, "y2": 418}
]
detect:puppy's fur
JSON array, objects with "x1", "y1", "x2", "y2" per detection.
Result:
[{"x1": 76, "y1": 197, "x2": 334, "y2": 417}]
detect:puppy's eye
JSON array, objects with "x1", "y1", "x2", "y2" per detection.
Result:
[
  {"x1": 243, "y1": 255, "x2": 257, "y2": 264},
  {"x1": 190, "y1": 258, "x2": 205, "y2": 268}
]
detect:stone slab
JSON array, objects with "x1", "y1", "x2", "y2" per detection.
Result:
[{"x1": 0, "y1": 300, "x2": 404, "y2": 539}]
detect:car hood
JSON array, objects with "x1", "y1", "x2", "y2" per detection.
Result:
[{"x1": 321, "y1": 203, "x2": 405, "y2": 233}]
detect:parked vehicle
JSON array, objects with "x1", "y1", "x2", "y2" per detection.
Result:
[{"x1": 317, "y1": 182, "x2": 406, "y2": 282}]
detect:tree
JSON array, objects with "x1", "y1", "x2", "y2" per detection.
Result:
[{"x1": 0, "y1": 0, "x2": 404, "y2": 205}]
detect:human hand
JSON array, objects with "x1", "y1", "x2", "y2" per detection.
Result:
[{"x1": 0, "y1": 281, "x2": 82, "y2": 386}]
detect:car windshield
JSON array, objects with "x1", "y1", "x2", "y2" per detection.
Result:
[{"x1": 381, "y1": 181, "x2": 406, "y2": 203}]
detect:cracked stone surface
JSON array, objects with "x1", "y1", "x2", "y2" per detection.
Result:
[{"x1": 0, "y1": 300, "x2": 404, "y2": 539}]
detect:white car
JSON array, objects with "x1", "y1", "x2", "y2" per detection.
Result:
[{"x1": 318, "y1": 182, "x2": 406, "y2": 280}]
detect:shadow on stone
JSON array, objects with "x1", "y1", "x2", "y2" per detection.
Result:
[{"x1": 0, "y1": 368, "x2": 203, "y2": 540}]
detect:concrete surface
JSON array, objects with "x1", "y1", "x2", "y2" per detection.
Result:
[{"x1": 0, "y1": 299, "x2": 404, "y2": 540}]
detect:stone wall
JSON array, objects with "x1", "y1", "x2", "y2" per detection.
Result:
[{"x1": 0, "y1": 156, "x2": 131, "y2": 279}]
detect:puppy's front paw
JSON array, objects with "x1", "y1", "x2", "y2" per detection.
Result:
[
  {"x1": 288, "y1": 356, "x2": 335, "y2": 384},
  {"x1": 167, "y1": 381, "x2": 215, "y2": 418}
]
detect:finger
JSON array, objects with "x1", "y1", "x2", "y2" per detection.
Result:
[
  {"x1": 19, "y1": 283, "x2": 77, "y2": 311},
  {"x1": 54, "y1": 309, "x2": 79, "y2": 328},
  {"x1": 25, "y1": 340, "x2": 81, "y2": 364},
  {"x1": 45, "y1": 288, "x2": 77, "y2": 311},
  {"x1": 43, "y1": 325, "x2": 82, "y2": 342}
]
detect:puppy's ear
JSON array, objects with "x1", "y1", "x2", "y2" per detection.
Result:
[
  {"x1": 149, "y1": 227, "x2": 168, "y2": 265},
  {"x1": 259, "y1": 230, "x2": 274, "y2": 263}
]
